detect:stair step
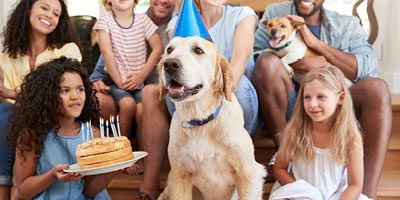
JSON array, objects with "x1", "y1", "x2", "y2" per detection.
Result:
[
  {"x1": 392, "y1": 94, "x2": 400, "y2": 136},
  {"x1": 107, "y1": 173, "x2": 275, "y2": 199},
  {"x1": 392, "y1": 93, "x2": 400, "y2": 111},
  {"x1": 384, "y1": 117, "x2": 400, "y2": 171},
  {"x1": 378, "y1": 170, "x2": 400, "y2": 199},
  {"x1": 108, "y1": 170, "x2": 400, "y2": 200},
  {"x1": 389, "y1": 133, "x2": 400, "y2": 150}
]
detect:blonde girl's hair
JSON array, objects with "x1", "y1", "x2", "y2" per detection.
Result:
[
  {"x1": 102, "y1": 0, "x2": 139, "y2": 11},
  {"x1": 280, "y1": 65, "x2": 360, "y2": 165}
]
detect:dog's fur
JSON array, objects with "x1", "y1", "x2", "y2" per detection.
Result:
[
  {"x1": 255, "y1": 17, "x2": 318, "y2": 81},
  {"x1": 157, "y1": 36, "x2": 266, "y2": 200}
]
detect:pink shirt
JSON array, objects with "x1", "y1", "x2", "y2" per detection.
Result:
[{"x1": 94, "y1": 12, "x2": 157, "y2": 82}]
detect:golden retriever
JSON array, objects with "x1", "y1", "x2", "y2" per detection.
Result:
[{"x1": 157, "y1": 36, "x2": 266, "y2": 200}]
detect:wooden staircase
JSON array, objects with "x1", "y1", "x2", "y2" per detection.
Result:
[
  {"x1": 107, "y1": 94, "x2": 400, "y2": 200},
  {"x1": 378, "y1": 93, "x2": 400, "y2": 200}
]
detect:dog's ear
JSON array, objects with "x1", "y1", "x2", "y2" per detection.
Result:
[
  {"x1": 262, "y1": 19, "x2": 269, "y2": 27},
  {"x1": 157, "y1": 59, "x2": 168, "y2": 99},
  {"x1": 217, "y1": 52, "x2": 236, "y2": 101},
  {"x1": 289, "y1": 18, "x2": 305, "y2": 30}
]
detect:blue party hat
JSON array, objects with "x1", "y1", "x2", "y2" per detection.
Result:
[{"x1": 172, "y1": 0, "x2": 212, "y2": 41}]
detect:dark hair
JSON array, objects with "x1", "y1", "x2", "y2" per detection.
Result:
[
  {"x1": 1, "y1": 0, "x2": 81, "y2": 58},
  {"x1": 7, "y1": 57, "x2": 99, "y2": 161}
]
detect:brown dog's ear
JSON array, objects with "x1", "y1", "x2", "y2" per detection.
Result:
[
  {"x1": 217, "y1": 52, "x2": 236, "y2": 101},
  {"x1": 157, "y1": 59, "x2": 168, "y2": 100},
  {"x1": 288, "y1": 18, "x2": 305, "y2": 30},
  {"x1": 262, "y1": 19, "x2": 269, "y2": 27}
]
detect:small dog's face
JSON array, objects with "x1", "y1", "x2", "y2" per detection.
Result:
[
  {"x1": 263, "y1": 17, "x2": 302, "y2": 48},
  {"x1": 158, "y1": 36, "x2": 234, "y2": 102}
]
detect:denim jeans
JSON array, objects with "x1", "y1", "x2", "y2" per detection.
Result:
[
  {"x1": 0, "y1": 103, "x2": 15, "y2": 186},
  {"x1": 166, "y1": 75, "x2": 259, "y2": 136},
  {"x1": 109, "y1": 85, "x2": 142, "y2": 104}
]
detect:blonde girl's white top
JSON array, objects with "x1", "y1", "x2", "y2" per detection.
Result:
[{"x1": 269, "y1": 147, "x2": 371, "y2": 200}]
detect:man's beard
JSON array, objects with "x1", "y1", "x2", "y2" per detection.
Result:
[{"x1": 295, "y1": 1, "x2": 324, "y2": 18}]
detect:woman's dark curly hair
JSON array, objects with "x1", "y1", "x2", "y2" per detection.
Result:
[
  {"x1": 7, "y1": 57, "x2": 99, "y2": 161},
  {"x1": 1, "y1": 0, "x2": 80, "y2": 58}
]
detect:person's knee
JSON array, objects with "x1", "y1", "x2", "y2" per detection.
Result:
[
  {"x1": 235, "y1": 78, "x2": 258, "y2": 135},
  {"x1": 119, "y1": 98, "x2": 137, "y2": 114},
  {"x1": 142, "y1": 84, "x2": 160, "y2": 102},
  {"x1": 253, "y1": 54, "x2": 283, "y2": 84},
  {"x1": 352, "y1": 78, "x2": 391, "y2": 106},
  {"x1": 96, "y1": 93, "x2": 116, "y2": 109}
]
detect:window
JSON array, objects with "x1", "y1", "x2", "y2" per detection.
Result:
[{"x1": 67, "y1": 0, "x2": 100, "y2": 18}]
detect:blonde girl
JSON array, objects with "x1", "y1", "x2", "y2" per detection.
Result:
[{"x1": 271, "y1": 65, "x2": 371, "y2": 200}]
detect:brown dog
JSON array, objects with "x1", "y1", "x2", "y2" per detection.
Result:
[{"x1": 255, "y1": 17, "x2": 318, "y2": 81}]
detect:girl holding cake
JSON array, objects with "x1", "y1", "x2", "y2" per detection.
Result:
[{"x1": 7, "y1": 57, "x2": 115, "y2": 200}]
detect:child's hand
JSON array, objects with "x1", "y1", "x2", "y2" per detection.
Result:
[
  {"x1": 92, "y1": 80, "x2": 111, "y2": 93},
  {"x1": 53, "y1": 164, "x2": 83, "y2": 182},
  {"x1": 123, "y1": 73, "x2": 145, "y2": 91}
]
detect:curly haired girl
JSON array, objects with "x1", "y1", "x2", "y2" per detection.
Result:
[{"x1": 7, "y1": 57, "x2": 114, "y2": 199}]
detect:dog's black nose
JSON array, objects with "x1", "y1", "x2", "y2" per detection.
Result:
[
  {"x1": 271, "y1": 29, "x2": 277, "y2": 36},
  {"x1": 164, "y1": 58, "x2": 182, "y2": 74}
]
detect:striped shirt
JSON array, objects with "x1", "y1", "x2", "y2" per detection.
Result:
[{"x1": 94, "y1": 12, "x2": 157, "y2": 82}]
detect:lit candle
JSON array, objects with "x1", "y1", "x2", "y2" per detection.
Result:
[
  {"x1": 86, "y1": 122, "x2": 90, "y2": 141},
  {"x1": 116, "y1": 115, "x2": 122, "y2": 137},
  {"x1": 100, "y1": 118, "x2": 104, "y2": 139},
  {"x1": 110, "y1": 116, "x2": 118, "y2": 139},
  {"x1": 82, "y1": 123, "x2": 85, "y2": 143},
  {"x1": 106, "y1": 120, "x2": 109, "y2": 137},
  {"x1": 89, "y1": 120, "x2": 94, "y2": 139}
]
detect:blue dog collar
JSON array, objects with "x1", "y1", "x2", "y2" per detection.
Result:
[{"x1": 182, "y1": 102, "x2": 222, "y2": 128}]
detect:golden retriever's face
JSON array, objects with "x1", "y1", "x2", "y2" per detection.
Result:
[
  {"x1": 158, "y1": 36, "x2": 234, "y2": 102},
  {"x1": 263, "y1": 17, "x2": 303, "y2": 48}
]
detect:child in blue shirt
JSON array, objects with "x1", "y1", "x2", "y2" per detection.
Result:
[{"x1": 7, "y1": 57, "x2": 114, "y2": 199}]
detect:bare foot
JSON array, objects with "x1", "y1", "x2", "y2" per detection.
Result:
[{"x1": 123, "y1": 159, "x2": 144, "y2": 175}]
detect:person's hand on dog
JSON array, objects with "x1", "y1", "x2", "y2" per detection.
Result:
[{"x1": 287, "y1": 15, "x2": 322, "y2": 50}]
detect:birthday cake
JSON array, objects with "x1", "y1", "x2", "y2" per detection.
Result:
[{"x1": 76, "y1": 136, "x2": 133, "y2": 170}]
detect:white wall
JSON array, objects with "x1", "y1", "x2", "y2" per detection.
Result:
[
  {"x1": 373, "y1": 0, "x2": 400, "y2": 93},
  {"x1": 0, "y1": 0, "x2": 18, "y2": 51}
]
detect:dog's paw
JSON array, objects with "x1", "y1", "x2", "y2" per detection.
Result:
[{"x1": 254, "y1": 49, "x2": 274, "y2": 55}]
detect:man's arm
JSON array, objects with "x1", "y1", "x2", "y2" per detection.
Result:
[
  {"x1": 288, "y1": 15, "x2": 377, "y2": 81},
  {"x1": 295, "y1": 19, "x2": 358, "y2": 80}
]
